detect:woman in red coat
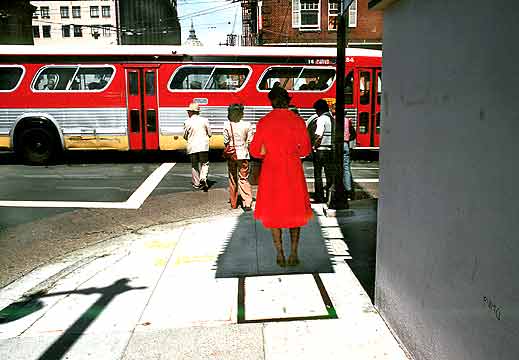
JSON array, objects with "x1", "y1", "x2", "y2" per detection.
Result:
[{"x1": 250, "y1": 87, "x2": 313, "y2": 266}]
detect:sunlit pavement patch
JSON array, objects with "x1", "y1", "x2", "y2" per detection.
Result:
[{"x1": 239, "y1": 274, "x2": 337, "y2": 323}]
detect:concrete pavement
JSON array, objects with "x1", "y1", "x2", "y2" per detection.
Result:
[{"x1": 0, "y1": 199, "x2": 410, "y2": 360}]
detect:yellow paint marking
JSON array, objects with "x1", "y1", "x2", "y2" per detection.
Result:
[
  {"x1": 154, "y1": 258, "x2": 168, "y2": 267},
  {"x1": 174, "y1": 255, "x2": 217, "y2": 266},
  {"x1": 145, "y1": 240, "x2": 178, "y2": 249}
]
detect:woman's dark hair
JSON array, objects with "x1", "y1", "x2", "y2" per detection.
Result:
[
  {"x1": 313, "y1": 99, "x2": 329, "y2": 113},
  {"x1": 227, "y1": 103, "x2": 244, "y2": 122},
  {"x1": 268, "y1": 86, "x2": 290, "y2": 102}
]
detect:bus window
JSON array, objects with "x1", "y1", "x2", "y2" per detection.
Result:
[
  {"x1": 33, "y1": 66, "x2": 76, "y2": 91},
  {"x1": 258, "y1": 66, "x2": 335, "y2": 91},
  {"x1": 205, "y1": 67, "x2": 250, "y2": 90},
  {"x1": 359, "y1": 112, "x2": 369, "y2": 134},
  {"x1": 129, "y1": 72, "x2": 139, "y2": 95},
  {"x1": 0, "y1": 66, "x2": 24, "y2": 91},
  {"x1": 345, "y1": 71, "x2": 353, "y2": 104},
  {"x1": 377, "y1": 71, "x2": 382, "y2": 104},
  {"x1": 169, "y1": 66, "x2": 213, "y2": 90},
  {"x1": 297, "y1": 68, "x2": 335, "y2": 91},
  {"x1": 72, "y1": 67, "x2": 114, "y2": 91},
  {"x1": 359, "y1": 71, "x2": 371, "y2": 105},
  {"x1": 145, "y1": 71, "x2": 155, "y2": 95},
  {"x1": 258, "y1": 67, "x2": 301, "y2": 90}
]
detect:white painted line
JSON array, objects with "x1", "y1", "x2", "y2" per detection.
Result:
[
  {"x1": 0, "y1": 200, "x2": 133, "y2": 209},
  {"x1": 126, "y1": 163, "x2": 176, "y2": 208},
  {"x1": 0, "y1": 163, "x2": 176, "y2": 209}
]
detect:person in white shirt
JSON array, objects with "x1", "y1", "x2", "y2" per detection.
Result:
[
  {"x1": 308, "y1": 99, "x2": 334, "y2": 203},
  {"x1": 223, "y1": 103, "x2": 254, "y2": 210},
  {"x1": 183, "y1": 102, "x2": 212, "y2": 191}
]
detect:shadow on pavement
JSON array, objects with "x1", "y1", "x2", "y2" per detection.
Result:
[
  {"x1": 0, "y1": 297, "x2": 44, "y2": 324},
  {"x1": 0, "y1": 278, "x2": 146, "y2": 360},
  {"x1": 340, "y1": 199, "x2": 378, "y2": 302},
  {"x1": 214, "y1": 209, "x2": 335, "y2": 278}
]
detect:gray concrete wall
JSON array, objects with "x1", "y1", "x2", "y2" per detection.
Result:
[{"x1": 374, "y1": 1, "x2": 519, "y2": 359}]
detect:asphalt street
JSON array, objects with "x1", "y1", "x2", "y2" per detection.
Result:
[{"x1": 0, "y1": 151, "x2": 379, "y2": 288}]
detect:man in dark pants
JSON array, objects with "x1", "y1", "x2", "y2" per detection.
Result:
[
  {"x1": 307, "y1": 99, "x2": 334, "y2": 203},
  {"x1": 183, "y1": 103, "x2": 212, "y2": 191}
]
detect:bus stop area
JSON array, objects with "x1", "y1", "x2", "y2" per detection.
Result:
[{"x1": 0, "y1": 198, "x2": 410, "y2": 360}]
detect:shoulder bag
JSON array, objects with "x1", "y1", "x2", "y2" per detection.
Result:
[{"x1": 223, "y1": 123, "x2": 238, "y2": 161}]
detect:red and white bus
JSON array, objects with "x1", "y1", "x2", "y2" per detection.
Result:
[{"x1": 0, "y1": 45, "x2": 381, "y2": 164}]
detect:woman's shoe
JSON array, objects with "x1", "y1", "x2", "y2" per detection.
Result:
[
  {"x1": 287, "y1": 254, "x2": 300, "y2": 266},
  {"x1": 276, "y1": 254, "x2": 286, "y2": 267}
]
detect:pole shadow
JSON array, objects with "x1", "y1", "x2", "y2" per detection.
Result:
[{"x1": 0, "y1": 278, "x2": 146, "y2": 360}]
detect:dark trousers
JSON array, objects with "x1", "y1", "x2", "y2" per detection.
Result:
[
  {"x1": 313, "y1": 150, "x2": 334, "y2": 202},
  {"x1": 189, "y1": 151, "x2": 209, "y2": 187}
]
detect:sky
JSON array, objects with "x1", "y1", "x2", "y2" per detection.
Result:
[{"x1": 176, "y1": 0, "x2": 243, "y2": 46}]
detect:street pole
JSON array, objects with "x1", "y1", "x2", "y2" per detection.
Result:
[{"x1": 328, "y1": 0, "x2": 352, "y2": 210}]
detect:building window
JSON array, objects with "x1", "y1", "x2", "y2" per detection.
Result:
[
  {"x1": 328, "y1": 0, "x2": 338, "y2": 31},
  {"x1": 32, "y1": 8, "x2": 38, "y2": 19},
  {"x1": 60, "y1": 7, "x2": 69, "y2": 19},
  {"x1": 102, "y1": 6, "x2": 110, "y2": 18},
  {"x1": 348, "y1": 0, "x2": 357, "y2": 28},
  {"x1": 292, "y1": 0, "x2": 320, "y2": 30},
  {"x1": 62, "y1": 25, "x2": 71, "y2": 38},
  {"x1": 72, "y1": 6, "x2": 81, "y2": 18},
  {"x1": 74, "y1": 25, "x2": 83, "y2": 37},
  {"x1": 40, "y1": 6, "x2": 50, "y2": 19},
  {"x1": 90, "y1": 6, "x2": 99, "y2": 18},
  {"x1": 32, "y1": 26, "x2": 40, "y2": 38},
  {"x1": 102, "y1": 25, "x2": 111, "y2": 37},
  {"x1": 42, "y1": 25, "x2": 51, "y2": 38},
  {"x1": 91, "y1": 26, "x2": 100, "y2": 39}
]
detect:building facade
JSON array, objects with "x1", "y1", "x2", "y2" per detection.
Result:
[
  {"x1": 0, "y1": 0, "x2": 36, "y2": 45},
  {"x1": 31, "y1": 0, "x2": 118, "y2": 45},
  {"x1": 118, "y1": 0, "x2": 180, "y2": 45},
  {"x1": 370, "y1": 0, "x2": 519, "y2": 360},
  {"x1": 30, "y1": 0, "x2": 180, "y2": 46},
  {"x1": 242, "y1": 0, "x2": 383, "y2": 47}
]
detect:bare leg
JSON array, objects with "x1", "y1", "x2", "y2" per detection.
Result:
[
  {"x1": 271, "y1": 228, "x2": 285, "y2": 267},
  {"x1": 288, "y1": 227, "x2": 300, "y2": 266}
]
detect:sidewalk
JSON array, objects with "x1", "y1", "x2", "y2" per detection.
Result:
[{"x1": 0, "y1": 199, "x2": 410, "y2": 360}]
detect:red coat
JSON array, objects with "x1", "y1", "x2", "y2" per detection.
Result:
[{"x1": 250, "y1": 109, "x2": 313, "y2": 228}]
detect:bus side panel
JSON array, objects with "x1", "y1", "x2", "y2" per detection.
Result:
[{"x1": 12, "y1": 63, "x2": 128, "y2": 151}]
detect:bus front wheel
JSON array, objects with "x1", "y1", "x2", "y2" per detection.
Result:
[{"x1": 17, "y1": 127, "x2": 58, "y2": 165}]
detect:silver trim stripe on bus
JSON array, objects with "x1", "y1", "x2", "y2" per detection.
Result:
[
  {"x1": 1, "y1": 107, "x2": 358, "y2": 137},
  {"x1": 158, "y1": 106, "x2": 357, "y2": 134},
  {"x1": 159, "y1": 106, "x2": 273, "y2": 135},
  {"x1": 0, "y1": 108, "x2": 127, "y2": 136}
]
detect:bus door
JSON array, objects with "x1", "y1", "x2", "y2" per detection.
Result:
[
  {"x1": 355, "y1": 68, "x2": 381, "y2": 148},
  {"x1": 125, "y1": 66, "x2": 159, "y2": 150}
]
